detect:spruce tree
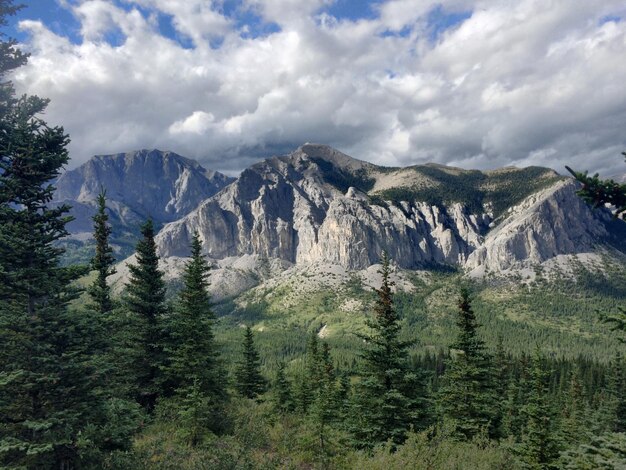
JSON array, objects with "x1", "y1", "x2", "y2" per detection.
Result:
[
  {"x1": 295, "y1": 332, "x2": 323, "y2": 412},
  {"x1": 125, "y1": 218, "x2": 168, "y2": 411},
  {"x1": 273, "y1": 361, "x2": 294, "y2": 413},
  {"x1": 308, "y1": 341, "x2": 341, "y2": 464},
  {"x1": 0, "y1": 4, "x2": 102, "y2": 464},
  {"x1": 560, "y1": 367, "x2": 588, "y2": 446},
  {"x1": 234, "y1": 326, "x2": 266, "y2": 399},
  {"x1": 605, "y1": 351, "x2": 626, "y2": 433},
  {"x1": 87, "y1": 189, "x2": 116, "y2": 315},
  {"x1": 518, "y1": 348, "x2": 561, "y2": 469},
  {"x1": 350, "y1": 251, "x2": 428, "y2": 448},
  {"x1": 165, "y1": 232, "x2": 226, "y2": 432},
  {"x1": 438, "y1": 288, "x2": 497, "y2": 440}
]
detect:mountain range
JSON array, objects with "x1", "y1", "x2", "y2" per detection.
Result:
[{"x1": 56, "y1": 144, "x2": 625, "y2": 282}]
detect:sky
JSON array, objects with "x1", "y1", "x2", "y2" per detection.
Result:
[{"x1": 5, "y1": 0, "x2": 626, "y2": 176}]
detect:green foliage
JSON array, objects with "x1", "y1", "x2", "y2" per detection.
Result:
[
  {"x1": 0, "y1": 0, "x2": 28, "y2": 115},
  {"x1": 559, "y1": 432, "x2": 626, "y2": 469},
  {"x1": 234, "y1": 326, "x2": 267, "y2": 399},
  {"x1": 566, "y1": 155, "x2": 626, "y2": 218},
  {"x1": 272, "y1": 361, "x2": 295, "y2": 413},
  {"x1": 347, "y1": 426, "x2": 521, "y2": 470},
  {"x1": 372, "y1": 165, "x2": 562, "y2": 219},
  {"x1": 125, "y1": 219, "x2": 169, "y2": 411},
  {"x1": 437, "y1": 288, "x2": 498, "y2": 440},
  {"x1": 88, "y1": 189, "x2": 116, "y2": 315},
  {"x1": 0, "y1": 7, "x2": 108, "y2": 464},
  {"x1": 516, "y1": 349, "x2": 562, "y2": 469},
  {"x1": 164, "y1": 233, "x2": 226, "y2": 411},
  {"x1": 350, "y1": 252, "x2": 429, "y2": 448}
]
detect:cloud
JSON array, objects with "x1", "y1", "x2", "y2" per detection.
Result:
[{"x1": 10, "y1": 0, "x2": 626, "y2": 176}]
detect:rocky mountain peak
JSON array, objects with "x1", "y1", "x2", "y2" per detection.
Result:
[
  {"x1": 292, "y1": 143, "x2": 374, "y2": 172},
  {"x1": 54, "y1": 149, "x2": 234, "y2": 260}
]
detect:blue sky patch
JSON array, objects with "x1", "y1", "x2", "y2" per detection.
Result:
[
  {"x1": 8, "y1": 0, "x2": 82, "y2": 43},
  {"x1": 427, "y1": 5, "x2": 472, "y2": 42},
  {"x1": 323, "y1": 0, "x2": 384, "y2": 22},
  {"x1": 6, "y1": 1, "x2": 475, "y2": 48},
  {"x1": 599, "y1": 14, "x2": 621, "y2": 25},
  {"x1": 222, "y1": 1, "x2": 281, "y2": 39},
  {"x1": 154, "y1": 13, "x2": 194, "y2": 49}
]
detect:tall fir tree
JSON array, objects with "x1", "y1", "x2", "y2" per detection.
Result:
[
  {"x1": 502, "y1": 353, "x2": 531, "y2": 439},
  {"x1": 234, "y1": 326, "x2": 266, "y2": 399},
  {"x1": 438, "y1": 288, "x2": 497, "y2": 440},
  {"x1": 308, "y1": 341, "x2": 343, "y2": 464},
  {"x1": 272, "y1": 361, "x2": 294, "y2": 413},
  {"x1": 350, "y1": 251, "x2": 428, "y2": 448},
  {"x1": 605, "y1": 351, "x2": 626, "y2": 433},
  {"x1": 87, "y1": 189, "x2": 116, "y2": 315},
  {"x1": 560, "y1": 367, "x2": 589, "y2": 446},
  {"x1": 0, "y1": 3, "x2": 105, "y2": 465},
  {"x1": 164, "y1": 232, "x2": 227, "y2": 434},
  {"x1": 0, "y1": 0, "x2": 27, "y2": 116},
  {"x1": 125, "y1": 218, "x2": 168, "y2": 411},
  {"x1": 518, "y1": 348, "x2": 562, "y2": 470},
  {"x1": 295, "y1": 332, "x2": 323, "y2": 412}
]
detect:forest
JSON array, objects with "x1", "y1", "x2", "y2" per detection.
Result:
[{"x1": 1, "y1": 2, "x2": 626, "y2": 469}]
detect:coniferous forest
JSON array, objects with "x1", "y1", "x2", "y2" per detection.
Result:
[{"x1": 1, "y1": 2, "x2": 626, "y2": 469}]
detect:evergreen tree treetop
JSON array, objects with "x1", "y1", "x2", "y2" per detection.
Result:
[
  {"x1": 88, "y1": 189, "x2": 116, "y2": 315},
  {"x1": 350, "y1": 251, "x2": 428, "y2": 448},
  {"x1": 126, "y1": 218, "x2": 167, "y2": 322},
  {"x1": 165, "y1": 231, "x2": 225, "y2": 405},
  {"x1": 124, "y1": 217, "x2": 168, "y2": 411},
  {"x1": 438, "y1": 287, "x2": 497, "y2": 440},
  {"x1": 235, "y1": 326, "x2": 266, "y2": 400}
]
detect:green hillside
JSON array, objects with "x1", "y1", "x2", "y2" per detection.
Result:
[{"x1": 212, "y1": 259, "x2": 626, "y2": 376}]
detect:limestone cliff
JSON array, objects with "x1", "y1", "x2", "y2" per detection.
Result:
[{"x1": 154, "y1": 144, "x2": 619, "y2": 274}]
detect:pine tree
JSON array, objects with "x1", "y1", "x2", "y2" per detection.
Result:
[
  {"x1": 560, "y1": 367, "x2": 588, "y2": 446},
  {"x1": 165, "y1": 232, "x2": 227, "y2": 433},
  {"x1": 518, "y1": 348, "x2": 562, "y2": 470},
  {"x1": 0, "y1": 4, "x2": 102, "y2": 464},
  {"x1": 87, "y1": 189, "x2": 116, "y2": 315},
  {"x1": 605, "y1": 351, "x2": 626, "y2": 433},
  {"x1": 502, "y1": 353, "x2": 531, "y2": 439},
  {"x1": 273, "y1": 361, "x2": 294, "y2": 413},
  {"x1": 491, "y1": 336, "x2": 510, "y2": 439},
  {"x1": 438, "y1": 288, "x2": 497, "y2": 440},
  {"x1": 308, "y1": 341, "x2": 342, "y2": 463},
  {"x1": 0, "y1": 1, "x2": 27, "y2": 117},
  {"x1": 295, "y1": 332, "x2": 323, "y2": 412},
  {"x1": 166, "y1": 233, "x2": 224, "y2": 396},
  {"x1": 235, "y1": 326, "x2": 266, "y2": 399},
  {"x1": 125, "y1": 218, "x2": 168, "y2": 411},
  {"x1": 350, "y1": 251, "x2": 428, "y2": 448}
]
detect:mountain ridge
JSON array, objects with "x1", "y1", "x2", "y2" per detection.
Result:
[{"x1": 152, "y1": 144, "x2": 621, "y2": 276}]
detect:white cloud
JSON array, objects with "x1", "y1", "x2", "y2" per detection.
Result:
[{"x1": 10, "y1": 0, "x2": 626, "y2": 176}]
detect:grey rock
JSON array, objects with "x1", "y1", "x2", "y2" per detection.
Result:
[
  {"x1": 53, "y1": 149, "x2": 234, "y2": 258},
  {"x1": 155, "y1": 144, "x2": 617, "y2": 275}
]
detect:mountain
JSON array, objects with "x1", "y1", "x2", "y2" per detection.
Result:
[
  {"x1": 54, "y1": 149, "x2": 234, "y2": 261},
  {"x1": 154, "y1": 143, "x2": 623, "y2": 276}
]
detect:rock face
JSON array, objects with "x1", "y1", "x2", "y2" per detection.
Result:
[
  {"x1": 55, "y1": 149, "x2": 234, "y2": 234},
  {"x1": 154, "y1": 144, "x2": 621, "y2": 274},
  {"x1": 465, "y1": 180, "x2": 613, "y2": 275}
]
